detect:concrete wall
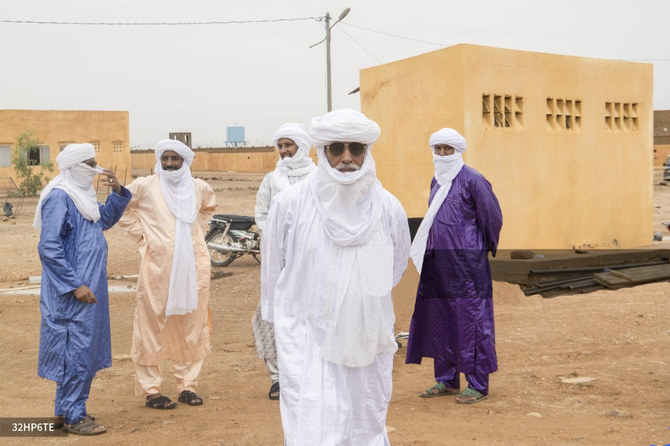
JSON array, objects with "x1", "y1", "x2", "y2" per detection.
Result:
[
  {"x1": 0, "y1": 109, "x2": 130, "y2": 180},
  {"x1": 361, "y1": 44, "x2": 653, "y2": 249}
]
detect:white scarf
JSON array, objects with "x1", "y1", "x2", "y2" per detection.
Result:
[
  {"x1": 309, "y1": 148, "x2": 382, "y2": 247},
  {"x1": 410, "y1": 128, "x2": 467, "y2": 274},
  {"x1": 33, "y1": 143, "x2": 104, "y2": 228},
  {"x1": 154, "y1": 139, "x2": 198, "y2": 317},
  {"x1": 271, "y1": 123, "x2": 316, "y2": 195},
  {"x1": 308, "y1": 108, "x2": 395, "y2": 367}
]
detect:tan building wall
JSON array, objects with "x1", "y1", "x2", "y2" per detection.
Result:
[
  {"x1": 0, "y1": 109, "x2": 130, "y2": 182},
  {"x1": 361, "y1": 44, "x2": 653, "y2": 249},
  {"x1": 130, "y1": 147, "x2": 279, "y2": 174},
  {"x1": 654, "y1": 144, "x2": 670, "y2": 167}
]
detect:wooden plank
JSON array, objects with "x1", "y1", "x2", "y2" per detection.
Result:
[
  {"x1": 609, "y1": 270, "x2": 632, "y2": 281},
  {"x1": 593, "y1": 264, "x2": 670, "y2": 289}
]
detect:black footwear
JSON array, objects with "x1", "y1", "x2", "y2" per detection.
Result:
[
  {"x1": 145, "y1": 394, "x2": 177, "y2": 410},
  {"x1": 268, "y1": 381, "x2": 280, "y2": 400},
  {"x1": 178, "y1": 390, "x2": 203, "y2": 406}
]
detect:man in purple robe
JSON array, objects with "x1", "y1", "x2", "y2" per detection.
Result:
[{"x1": 405, "y1": 128, "x2": 502, "y2": 404}]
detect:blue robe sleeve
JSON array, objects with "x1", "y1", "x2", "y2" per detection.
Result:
[
  {"x1": 99, "y1": 186, "x2": 132, "y2": 230},
  {"x1": 37, "y1": 192, "x2": 82, "y2": 296},
  {"x1": 472, "y1": 176, "x2": 503, "y2": 256}
]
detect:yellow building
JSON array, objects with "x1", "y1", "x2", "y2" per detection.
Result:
[
  {"x1": 0, "y1": 109, "x2": 131, "y2": 183},
  {"x1": 361, "y1": 44, "x2": 653, "y2": 249}
]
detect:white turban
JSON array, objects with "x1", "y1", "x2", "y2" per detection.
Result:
[
  {"x1": 153, "y1": 139, "x2": 198, "y2": 317},
  {"x1": 271, "y1": 123, "x2": 316, "y2": 193},
  {"x1": 411, "y1": 128, "x2": 466, "y2": 274},
  {"x1": 429, "y1": 128, "x2": 467, "y2": 153},
  {"x1": 307, "y1": 108, "x2": 383, "y2": 245},
  {"x1": 34, "y1": 143, "x2": 104, "y2": 228},
  {"x1": 309, "y1": 108, "x2": 380, "y2": 150},
  {"x1": 57, "y1": 143, "x2": 96, "y2": 169},
  {"x1": 154, "y1": 139, "x2": 194, "y2": 166}
]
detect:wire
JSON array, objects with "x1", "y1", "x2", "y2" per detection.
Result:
[
  {"x1": 337, "y1": 26, "x2": 382, "y2": 64},
  {"x1": 0, "y1": 17, "x2": 321, "y2": 26},
  {"x1": 341, "y1": 22, "x2": 448, "y2": 47}
]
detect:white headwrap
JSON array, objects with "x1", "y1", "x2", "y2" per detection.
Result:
[
  {"x1": 154, "y1": 139, "x2": 199, "y2": 317},
  {"x1": 308, "y1": 109, "x2": 396, "y2": 368},
  {"x1": 271, "y1": 123, "x2": 315, "y2": 194},
  {"x1": 33, "y1": 143, "x2": 104, "y2": 228},
  {"x1": 410, "y1": 128, "x2": 466, "y2": 273},
  {"x1": 309, "y1": 108, "x2": 382, "y2": 246}
]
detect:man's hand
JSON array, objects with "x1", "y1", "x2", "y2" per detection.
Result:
[
  {"x1": 73, "y1": 285, "x2": 97, "y2": 304},
  {"x1": 101, "y1": 169, "x2": 122, "y2": 194}
]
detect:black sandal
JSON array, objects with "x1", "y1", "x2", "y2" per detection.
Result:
[
  {"x1": 178, "y1": 390, "x2": 203, "y2": 406},
  {"x1": 59, "y1": 414, "x2": 95, "y2": 430},
  {"x1": 268, "y1": 381, "x2": 280, "y2": 400},
  {"x1": 65, "y1": 418, "x2": 106, "y2": 435},
  {"x1": 145, "y1": 394, "x2": 177, "y2": 410}
]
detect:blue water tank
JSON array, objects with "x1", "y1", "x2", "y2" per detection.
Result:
[{"x1": 226, "y1": 125, "x2": 246, "y2": 147}]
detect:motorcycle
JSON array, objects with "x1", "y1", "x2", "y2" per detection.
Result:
[{"x1": 205, "y1": 214, "x2": 261, "y2": 267}]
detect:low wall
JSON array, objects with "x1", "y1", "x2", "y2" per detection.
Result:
[{"x1": 131, "y1": 147, "x2": 278, "y2": 174}]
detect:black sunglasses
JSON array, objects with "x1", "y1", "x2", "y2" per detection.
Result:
[
  {"x1": 81, "y1": 160, "x2": 97, "y2": 168},
  {"x1": 325, "y1": 142, "x2": 367, "y2": 157}
]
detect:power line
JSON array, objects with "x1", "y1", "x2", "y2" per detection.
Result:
[
  {"x1": 341, "y1": 22, "x2": 448, "y2": 47},
  {"x1": 0, "y1": 17, "x2": 321, "y2": 26},
  {"x1": 337, "y1": 26, "x2": 382, "y2": 64}
]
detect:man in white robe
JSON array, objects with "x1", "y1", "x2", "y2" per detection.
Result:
[
  {"x1": 253, "y1": 123, "x2": 315, "y2": 400},
  {"x1": 261, "y1": 109, "x2": 410, "y2": 445}
]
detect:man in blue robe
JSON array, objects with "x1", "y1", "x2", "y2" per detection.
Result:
[
  {"x1": 34, "y1": 143, "x2": 131, "y2": 434},
  {"x1": 406, "y1": 128, "x2": 503, "y2": 404}
]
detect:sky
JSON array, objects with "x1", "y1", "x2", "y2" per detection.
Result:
[{"x1": 2, "y1": 0, "x2": 669, "y2": 149}]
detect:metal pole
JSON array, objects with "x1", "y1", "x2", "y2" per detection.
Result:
[{"x1": 325, "y1": 12, "x2": 332, "y2": 112}]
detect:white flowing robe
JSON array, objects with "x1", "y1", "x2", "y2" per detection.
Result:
[
  {"x1": 253, "y1": 169, "x2": 313, "y2": 361},
  {"x1": 261, "y1": 179, "x2": 410, "y2": 446}
]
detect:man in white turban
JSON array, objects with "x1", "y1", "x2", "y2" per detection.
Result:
[
  {"x1": 118, "y1": 139, "x2": 217, "y2": 409},
  {"x1": 405, "y1": 128, "x2": 502, "y2": 404},
  {"x1": 252, "y1": 123, "x2": 315, "y2": 401},
  {"x1": 36, "y1": 143, "x2": 131, "y2": 435},
  {"x1": 261, "y1": 109, "x2": 410, "y2": 445}
]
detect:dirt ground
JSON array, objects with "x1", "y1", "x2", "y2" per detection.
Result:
[{"x1": 0, "y1": 171, "x2": 669, "y2": 446}]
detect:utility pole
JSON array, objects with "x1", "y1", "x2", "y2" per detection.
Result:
[{"x1": 311, "y1": 8, "x2": 350, "y2": 112}]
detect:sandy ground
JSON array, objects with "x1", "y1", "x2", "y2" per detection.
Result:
[{"x1": 0, "y1": 171, "x2": 669, "y2": 445}]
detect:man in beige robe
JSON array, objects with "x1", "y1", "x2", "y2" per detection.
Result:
[{"x1": 119, "y1": 139, "x2": 217, "y2": 409}]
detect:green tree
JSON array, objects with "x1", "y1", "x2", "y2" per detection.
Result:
[{"x1": 11, "y1": 129, "x2": 53, "y2": 196}]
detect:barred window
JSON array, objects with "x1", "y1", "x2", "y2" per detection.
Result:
[
  {"x1": 605, "y1": 102, "x2": 638, "y2": 131},
  {"x1": 483, "y1": 94, "x2": 523, "y2": 129},
  {"x1": 546, "y1": 98, "x2": 582, "y2": 131}
]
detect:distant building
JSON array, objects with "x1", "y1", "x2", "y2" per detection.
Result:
[
  {"x1": 168, "y1": 132, "x2": 192, "y2": 148},
  {"x1": 0, "y1": 109, "x2": 131, "y2": 183},
  {"x1": 361, "y1": 43, "x2": 653, "y2": 249},
  {"x1": 654, "y1": 110, "x2": 670, "y2": 166}
]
